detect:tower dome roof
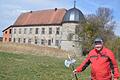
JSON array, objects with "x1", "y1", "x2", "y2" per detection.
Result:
[{"x1": 63, "y1": 7, "x2": 85, "y2": 23}]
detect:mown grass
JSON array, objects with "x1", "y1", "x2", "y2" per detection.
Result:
[
  {"x1": 0, "y1": 42, "x2": 119, "y2": 80},
  {"x1": 0, "y1": 51, "x2": 91, "y2": 80}
]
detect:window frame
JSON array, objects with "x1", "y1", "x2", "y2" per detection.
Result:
[
  {"x1": 24, "y1": 28, "x2": 27, "y2": 34},
  {"x1": 41, "y1": 28, "x2": 45, "y2": 34},
  {"x1": 28, "y1": 39, "x2": 32, "y2": 44},
  {"x1": 29, "y1": 28, "x2": 32, "y2": 34},
  {"x1": 56, "y1": 27, "x2": 60, "y2": 35},
  {"x1": 35, "y1": 28, "x2": 39, "y2": 34},
  {"x1": 49, "y1": 28, "x2": 52, "y2": 34},
  {"x1": 55, "y1": 40, "x2": 59, "y2": 46},
  {"x1": 48, "y1": 39, "x2": 51, "y2": 45},
  {"x1": 19, "y1": 28, "x2": 22, "y2": 34},
  {"x1": 14, "y1": 29, "x2": 16, "y2": 34}
]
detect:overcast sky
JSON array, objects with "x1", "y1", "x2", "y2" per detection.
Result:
[{"x1": 0, "y1": 0, "x2": 120, "y2": 36}]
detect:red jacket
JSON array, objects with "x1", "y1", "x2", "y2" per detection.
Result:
[{"x1": 76, "y1": 47, "x2": 119, "y2": 80}]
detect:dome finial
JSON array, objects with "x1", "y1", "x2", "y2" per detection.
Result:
[{"x1": 74, "y1": 0, "x2": 76, "y2": 8}]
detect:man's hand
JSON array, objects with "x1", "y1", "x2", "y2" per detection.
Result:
[
  {"x1": 73, "y1": 69, "x2": 77, "y2": 74},
  {"x1": 73, "y1": 69, "x2": 79, "y2": 80}
]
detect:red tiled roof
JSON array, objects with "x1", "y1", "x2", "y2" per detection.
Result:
[{"x1": 14, "y1": 8, "x2": 66, "y2": 26}]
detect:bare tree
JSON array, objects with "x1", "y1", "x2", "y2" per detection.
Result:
[{"x1": 76, "y1": 7, "x2": 116, "y2": 54}]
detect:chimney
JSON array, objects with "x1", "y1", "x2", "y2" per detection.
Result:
[{"x1": 55, "y1": 8, "x2": 57, "y2": 11}]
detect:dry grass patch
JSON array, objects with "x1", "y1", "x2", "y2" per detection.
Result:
[{"x1": 0, "y1": 42, "x2": 70, "y2": 58}]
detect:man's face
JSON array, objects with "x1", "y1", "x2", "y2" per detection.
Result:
[{"x1": 94, "y1": 41, "x2": 103, "y2": 51}]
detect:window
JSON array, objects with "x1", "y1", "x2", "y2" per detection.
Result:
[
  {"x1": 18, "y1": 38, "x2": 21, "y2": 43},
  {"x1": 28, "y1": 39, "x2": 32, "y2": 44},
  {"x1": 35, "y1": 39, "x2": 38, "y2": 44},
  {"x1": 24, "y1": 28, "x2": 27, "y2": 34},
  {"x1": 55, "y1": 40, "x2": 59, "y2": 46},
  {"x1": 9, "y1": 29, "x2": 12, "y2": 34},
  {"x1": 9, "y1": 38, "x2": 11, "y2": 42},
  {"x1": 5, "y1": 31, "x2": 7, "y2": 34},
  {"x1": 41, "y1": 39, "x2": 45, "y2": 45},
  {"x1": 70, "y1": 12, "x2": 75, "y2": 21},
  {"x1": 29, "y1": 28, "x2": 32, "y2": 34},
  {"x1": 49, "y1": 28, "x2": 52, "y2": 34},
  {"x1": 35, "y1": 28, "x2": 39, "y2": 34},
  {"x1": 19, "y1": 28, "x2": 21, "y2": 34},
  {"x1": 41, "y1": 28, "x2": 45, "y2": 34},
  {"x1": 56, "y1": 27, "x2": 60, "y2": 35},
  {"x1": 14, "y1": 29, "x2": 16, "y2": 34},
  {"x1": 13, "y1": 38, "x2": 16, "y2": 42},
  {"x1": 75, "y1": 26, "x2": 81, "y2": 34},
  {"x1": 23, "y1": 38, "x2": 26, "y2": 43},
  {"x1": 48, "y1": 40, "x2": 51, "y2": 45}
]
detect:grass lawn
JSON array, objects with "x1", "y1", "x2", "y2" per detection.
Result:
[
  {"x1": 0, "y1": 43, "x2": 119, "y2": 80},
  {"x1": 0, "y1": 51, "x2": 119, "y2": 80}
]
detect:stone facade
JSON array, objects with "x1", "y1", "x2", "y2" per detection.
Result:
[
  {"x1": 10, "y1": 22, "x2": 82, "y2": 54},
  {"x1": 61, "y1": 23, "x2": 82, "y2": 54},
  {"x1": 12, "y1": 25, "x2": 62, "y2": 48},
  {"x1": 3, "y1": 7, "x2": 85, "y2": 55}
]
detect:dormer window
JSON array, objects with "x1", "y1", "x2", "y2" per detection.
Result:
[{"x1": 70, "y1": 12, "x2": 75, "y2": 21}]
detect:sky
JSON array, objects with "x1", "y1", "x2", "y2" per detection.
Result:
[{"x1": 0, "y1": 0, "x2": 120, "y2": 36}]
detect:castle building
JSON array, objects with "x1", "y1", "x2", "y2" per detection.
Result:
[{"x1": 2, "y1": 6, "x2": 85, "y2": 54}]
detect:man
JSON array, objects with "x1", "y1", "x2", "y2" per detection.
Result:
[{"x1": 73, "y1": 37, "x2": 119, "y2": 80}]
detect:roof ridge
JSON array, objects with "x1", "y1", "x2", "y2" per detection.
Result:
[
  {"x1": 12, "y1": 8, "x2": 66, "y2": 26},
  {"x1": 25, "y1": 8, "x2": 66, "y2": 13}
]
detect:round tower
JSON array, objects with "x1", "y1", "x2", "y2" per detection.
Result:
[{"x1": 61, "y1": 6, "x2": 85, "y2": 55}]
